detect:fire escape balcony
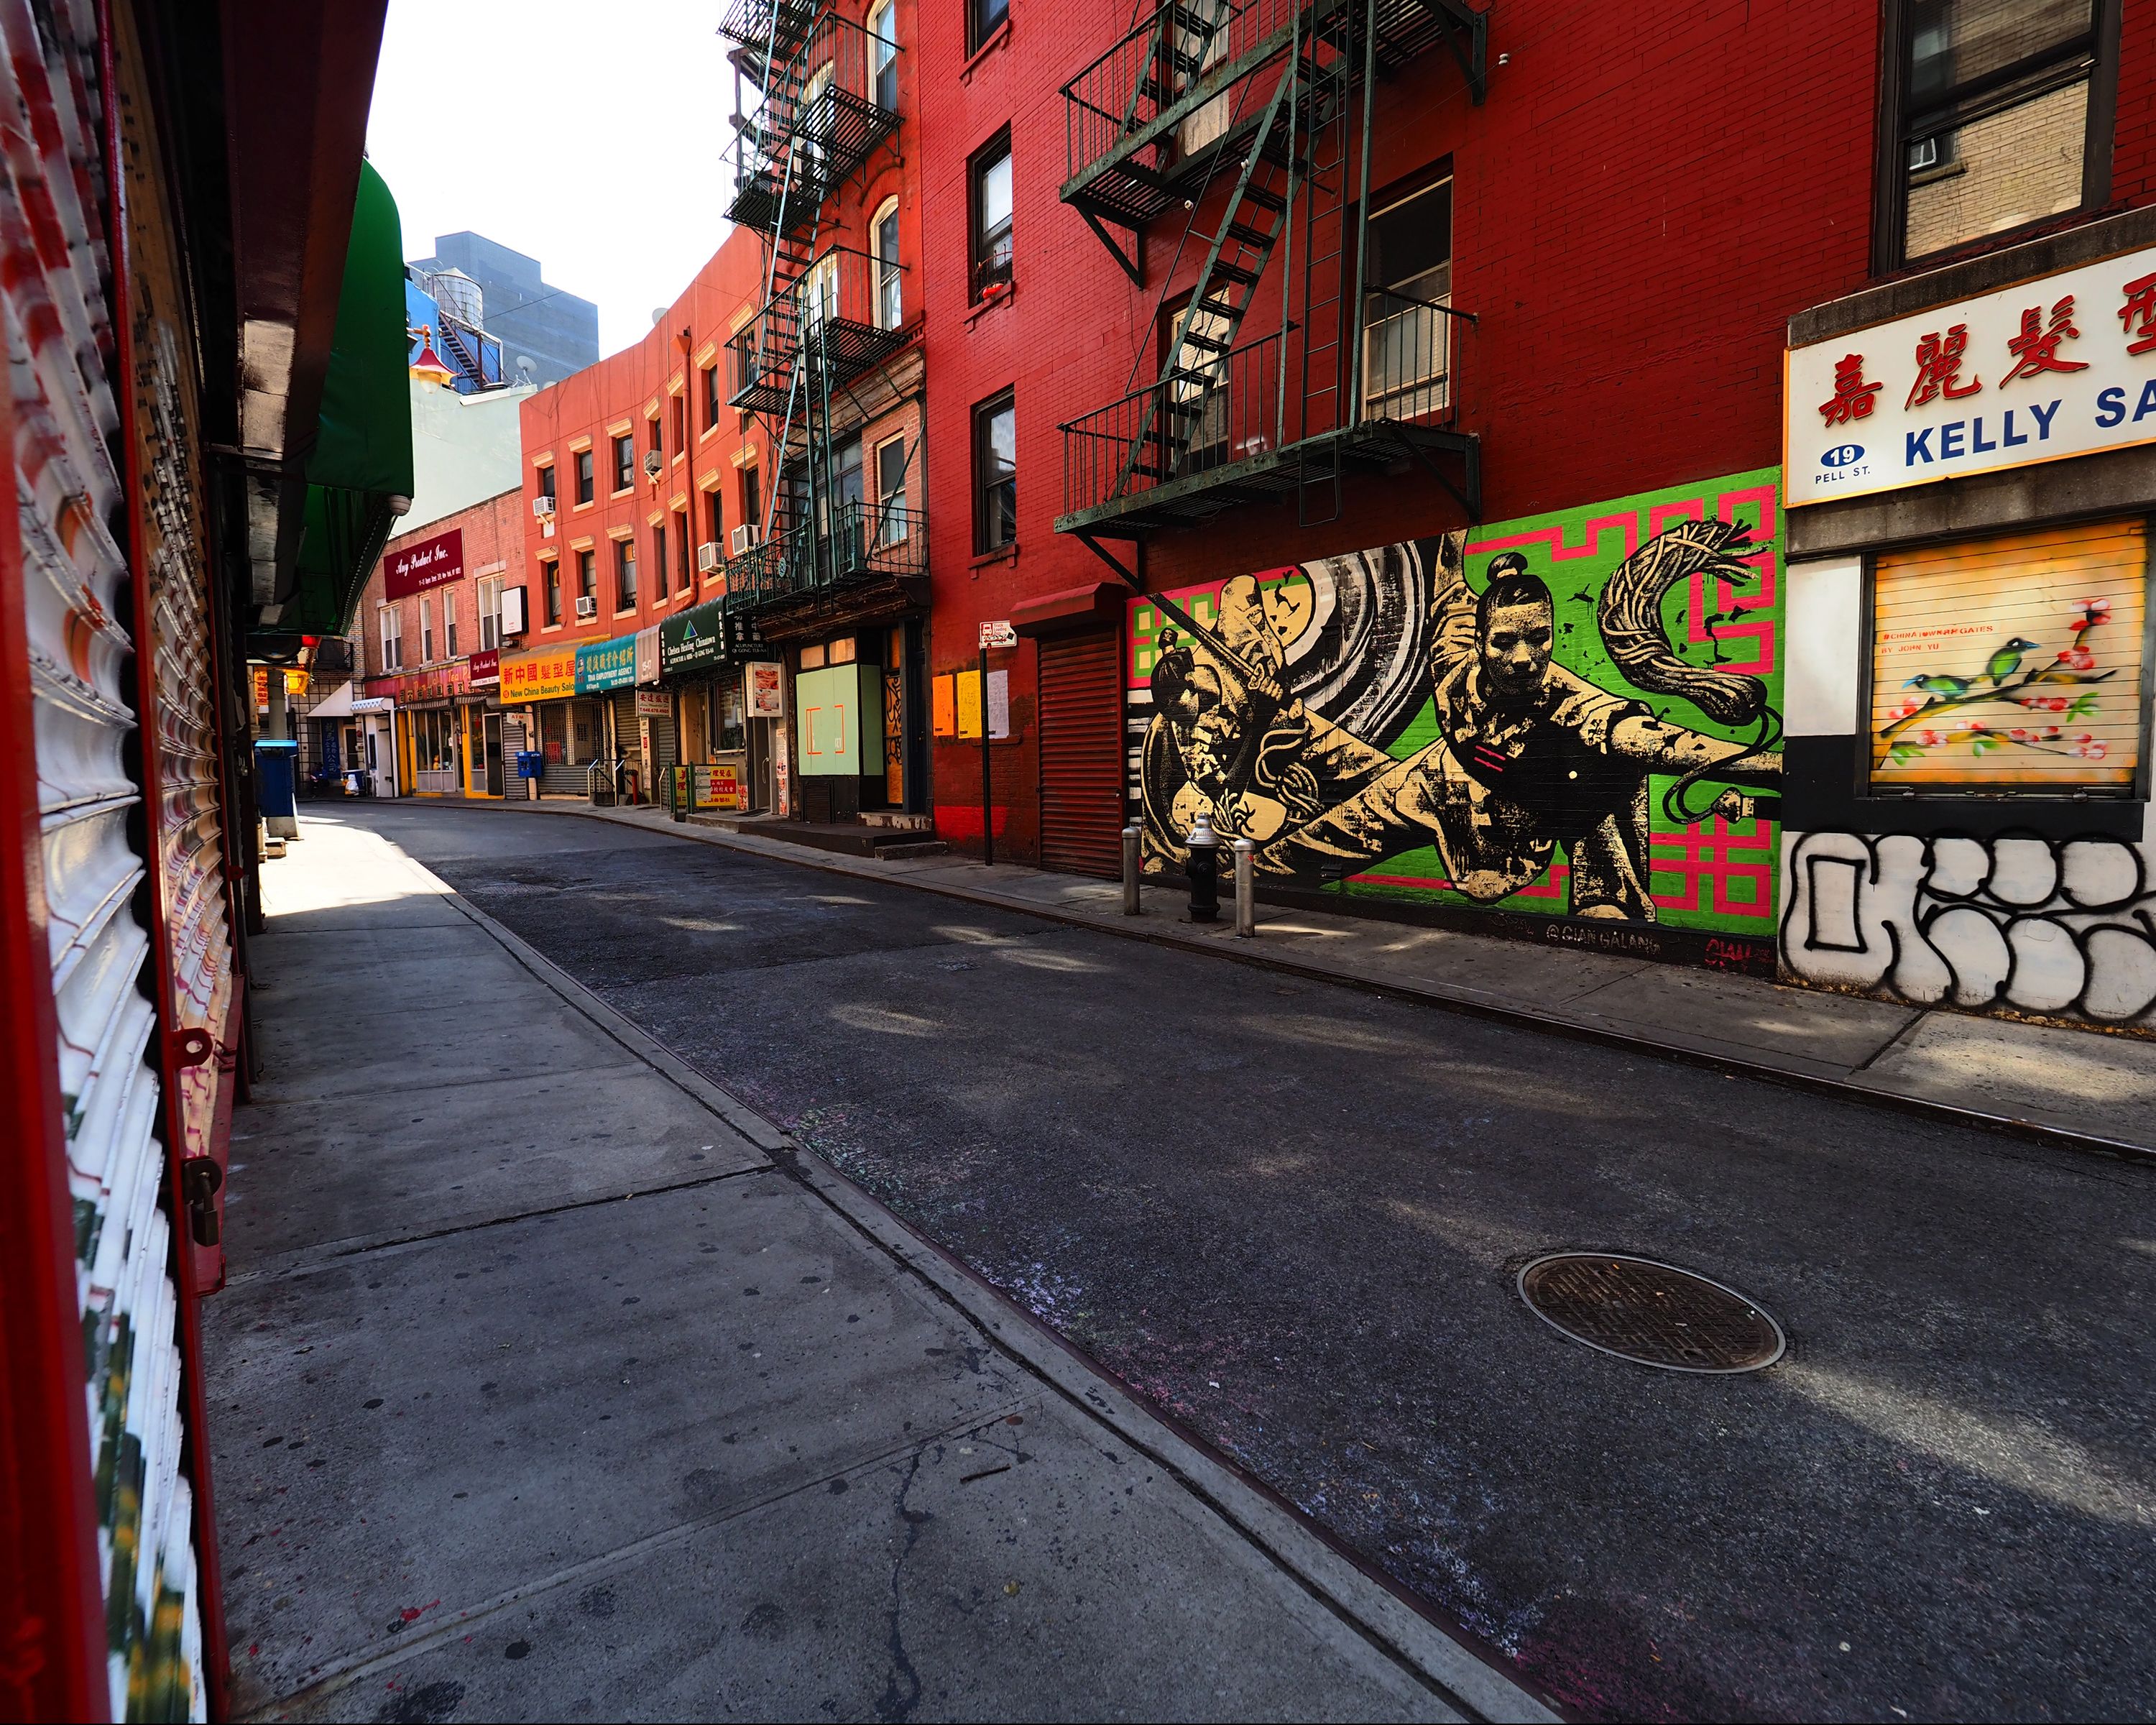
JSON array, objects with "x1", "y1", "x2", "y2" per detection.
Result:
[
  {"x1": 1060, "y1": 0, "x2": 1480, "y2": 239},
  {"x1": 726, "y1": 12, "x2": 900, "y2": 237},
  {"x1": 726, "y1": 502, "x2": 929, "y2": 619},
  {"x1": 727, "y1": 246, "x2": 915, "y2": 414},
  {"x1": 718, "y1": 0, "x2": 825, "y2": 86},
  {"x1": 1056, "y1": 290, "x2": 1478, "y2": 538}
]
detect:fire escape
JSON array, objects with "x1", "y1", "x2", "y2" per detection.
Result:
[
  {"x1": 719, "y1": 0, "x2": 923, "y2": 625},
  {"x1": 1055, "y1": 0, "x2": 1485, "y2": 561}
]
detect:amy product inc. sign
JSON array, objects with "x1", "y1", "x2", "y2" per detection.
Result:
[{"x1": 384, "y1": 526, "x2": 464, "y2": 599}]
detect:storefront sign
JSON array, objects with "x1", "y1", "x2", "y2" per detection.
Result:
[
  {"x1": 468, "y1": 648, "x2": 499, "y2": 688},
  {"x1": 364, "y1": 664, "x2": 468, "y2": 706},
  {"x1": 252, "y1": 666, "x2": 308, "y2": 709},
  {"x1": 744, "y1": 660, "x2": 786, "y2": 718},
  {"x1": 1787, "y1": 242, "x2": 2156, "y2": 505},
  {"x1": 660, "y1": 599, "x2": 724, "y2": 674},
  {"x1": 384, "y1": 525, "x2": 465, "y2": 599},
  {"x1": 979, "y1": 619, "x2": 1018, "y2": 649},
  {"x1": 499, "y1": 645, "x2": 576, "y2": 703},
  {"x1": 576, "y1": 635, "x2": 637, "y2": 692},
  {"x1": 634, "y1": 625, "x2": 661, "y2": 686},
  {"x1": 691, "y1": 763, "x2": 744, "y2": 809},
  {"x1": 635, "y1": 686, "x2": 670, "y2": 716}
]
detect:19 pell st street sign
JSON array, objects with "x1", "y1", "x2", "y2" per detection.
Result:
[{"x1": 1786, "y1": 241, "x2": 2156, "y2": 506}]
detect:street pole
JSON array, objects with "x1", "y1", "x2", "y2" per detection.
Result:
[
  {"x1": 1234, "y1": 836, "x2": 1256, "y2": 936},
  {"x1": 979, "y1": 645, "x2": 993, "y2": 868},
  {"x1": 1123, "y1": 822, "x2": 1142, "y2": 914}
]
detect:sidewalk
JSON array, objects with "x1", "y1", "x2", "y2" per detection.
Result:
[
  {"x1": 207, "y1": 814, "x2": 1550, "y2": 1722},
  {"x1": 435, "y1": 794, "x2": 2156, "y2": 1159}
]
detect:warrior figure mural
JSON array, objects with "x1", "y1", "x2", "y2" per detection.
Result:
[{"x1": 1138, "y1": 519, "x2": 1783, "y2": 922}]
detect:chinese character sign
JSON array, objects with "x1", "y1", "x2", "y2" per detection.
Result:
[
  {"x1": 1787, "y1": 242, "x2": 2156, "y2": 505},
  {"x1": 499, "y1": 646, "x2": 575, "y2": 702}
]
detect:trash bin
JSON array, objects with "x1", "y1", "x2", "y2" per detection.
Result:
[{"x1": 255, "y1": 738, "x2": 299, "y2": 837}]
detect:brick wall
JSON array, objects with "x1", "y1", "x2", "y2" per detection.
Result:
[
  {"x1": 911, "y1": 0, "x2": 2156, "y2": 861},
  {"x1": 359, "y1": 487, "x2": 527, "y2": 681}
]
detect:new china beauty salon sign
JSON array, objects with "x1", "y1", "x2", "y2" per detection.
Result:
[
  {"x1": 1787, "y1": 242, "x2": 2156, "y2": 505},
  {"x1": 384, "y1": 526, "x2": 464, "y2": 599}
]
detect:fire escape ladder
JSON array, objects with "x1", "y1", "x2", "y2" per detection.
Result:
[
  {"x1": 434, "y1": 318, "x2": 482, "y2": 387},
  {"x1": 1111, "y1": 53, "x2": 1307, "y2": 500},
  {"x1": 1401, "y1": 0, "x2": 1485, "y2": 100}
]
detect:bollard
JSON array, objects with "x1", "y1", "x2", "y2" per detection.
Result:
[
  {"x1": 1122, "y1": 823, "x2": 1143, "y2": 916},
  {"x1": 1185, "y1": 810, "x2": 1220, "y2": 924},
  {"x1": 1233, "y1": 837, "x2": 1256, "y2": 937}
]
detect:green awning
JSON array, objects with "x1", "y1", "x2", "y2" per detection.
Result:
[
  {"x1": 287, "y1": 160, "x2": 415, "y2": 638},
  {"x1": 660, "y1": 599, "x2": 726, "y2": 675}
]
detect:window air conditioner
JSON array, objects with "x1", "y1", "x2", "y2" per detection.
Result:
[
  {"x1": 533, "y1": 494, "x2": 556, "y2": 518},
  {"x1": 642, "y1": 451, "x2": 665, "y2": 479},
  {"x1": 576, "y1": 595, "x2": 598, "y2": 619},
  {"x1": 730, "y1": 524, "x2": 760, "y2": 555},
  {"x1": 696, "y1": 541, "x2": 723, "y2": 574}
]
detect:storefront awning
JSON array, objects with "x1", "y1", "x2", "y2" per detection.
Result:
[
  {"x1": 279, "y1": 161, "x2": 415, "y2": 644},
  {"x1": 308, "y1": 681, "x2": 356, "y2": 718},
  {"x1": 1013, "y1": 581, "x2": 1126, "y2": 638}
]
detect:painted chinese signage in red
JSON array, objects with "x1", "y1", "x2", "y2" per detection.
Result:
[{"x1": 384, "y1": 526, "x2": 465, "y2": 599}]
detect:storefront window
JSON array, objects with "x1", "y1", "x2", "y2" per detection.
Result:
[
  {"x1": 413, "y1": 708, "x2": 460, "y2": 773},
  {"x1": 718, "y1": 678, "x2": 745, "y2": 752},
  {"x1": 1870, "y1": 518, "x2": 2148, "y2": 794},
  {"x1": 540, "y1": 703, "x2": 567, "y2": 764}
]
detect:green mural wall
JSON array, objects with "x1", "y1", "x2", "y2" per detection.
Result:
[{"x1": 1126, "y1": 468, "x2": 1784, "y2": 962}]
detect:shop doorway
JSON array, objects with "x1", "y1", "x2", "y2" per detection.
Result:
[{"x1": 484, "y1": 713, "x2": 504, "y2": 796}]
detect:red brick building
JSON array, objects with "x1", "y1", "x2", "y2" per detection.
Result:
[{"x1": 876, "y1": 0, "x2": 2156, "y2": 1034}]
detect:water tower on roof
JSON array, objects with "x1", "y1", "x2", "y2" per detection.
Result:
[{"x1": 427, "y1": 267, "x2": 484, "y2": 330}]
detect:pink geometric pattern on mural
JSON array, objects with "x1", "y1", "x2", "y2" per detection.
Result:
[{"x1": 1649, "y1": 816, "x2": 1775, "y2": 919}]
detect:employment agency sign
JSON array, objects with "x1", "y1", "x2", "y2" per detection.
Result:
[{"x1": 1787, "y1": 242, "x2": 2156, "y2": 506}]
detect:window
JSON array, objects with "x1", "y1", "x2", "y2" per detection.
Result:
[
  {"x1": 420, "y1": 595, "x2": 436, "y2": 663},
  {"x1": 477, "y1": 574, "x2": 503, "y2": 650},
  {"x1": 800, "y1": 62, "x2": 834, "y2": 185},
  {"x1": 875, "y1": 434, "x2": 908, "y2": 546},
  {"x1": 577, "y1": 547, "x2": 597, "y2": 611},
  {"x1": 970, "y1": 132, "x2": 1013, "y2": 301},
  {"x1": 538, "y1": 464, "x2": 556, "y2": 502},
  {"x1": 1869, "y1": 518, "x2": 2147, "y2": 794},
  {"x1": 574, "y1": 448, "x2": 594, "y2": 504},
  {"x1": 671, "y1": 393, "x2": 686, "y2": 452},
  {"x1": 702, "y1": 364, "x2": 721, "y2": 430},
  {"x1": 379, "y1": 604, "x2": 402, "y2": 670},
  {"x1": 1880, "y1": 0, "x2": 2117, "y2": 268},
  {"x1": 798, "y1": 253, "x2": 838, "y2": 332},
  {"x1": 1361, "y1": 177, "x2": 1454, "y2": 423},
  {"x1": 615, "y1": 538, "x2": 638, "y2": 610},
  {"x1": 968, "y1": 0, "x2": 1008, "y2": 55},
  {"x1": 445, "y1": 590, "x2": 459, "y2": 658},
  {"x1": 706, "y1": 489, "x2": 725, "y2": 553},
  {"x1": 648, "y1": 417, "x2": 663, "y2": 459},
  {"x1": 870, "y1": 0, "x2": 898, "y2": 110},
  {"x1": 972, "y1": 390, "x2": 1015, "y2": 553},
  {"x1": 742, "y1": 464, "x2": 762, "y2": 539},
  {"x1": 653, "y1": 522, "x2": 670, "y2": 597},
  {"x1": 544, "y1": 559, "x2": 562, "y2": 626},
  {"x1": 676, "y1": 509, "x2": 692, "y2": 586},
  {"x1": 612, "y1": 433, "x2": 635, "y2": 491},
  {"x1": 872, "y1": 198, "x2": 903, "y2": 330}
]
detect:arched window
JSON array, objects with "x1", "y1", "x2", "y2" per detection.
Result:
[{"x1": 872, "y1": 197, "x2": 903, "y2": 331}]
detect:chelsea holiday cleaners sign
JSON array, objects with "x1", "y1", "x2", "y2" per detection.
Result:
[
  {"x1": 383, "y1": 526, "x2": 464, "y2": 599},
  {"x1": 1786, "y1": 242, "x2": 2156, "y2": 507}
]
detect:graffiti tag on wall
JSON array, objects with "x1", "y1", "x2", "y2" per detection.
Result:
[
  {"x1": 1782, "y1": 829, "x2": 2156, "y2": 1024},
  {"x1": 1126, "y1": 470, "x2": 1786, "y2": 936}
]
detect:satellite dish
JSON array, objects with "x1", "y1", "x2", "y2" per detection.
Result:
[{"x1": 515, "y1": 356, "x2": 537, "y2": 384}]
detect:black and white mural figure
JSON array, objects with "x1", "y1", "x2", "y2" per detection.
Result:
[{"x1": 1136, "y1": 519, "x2": 1784, "y2": 923}]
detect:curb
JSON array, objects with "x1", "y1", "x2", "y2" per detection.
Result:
[{"x1": 399, "y1": 796, "x2": 2156, "y2": 1168}]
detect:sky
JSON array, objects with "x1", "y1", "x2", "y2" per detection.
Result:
[{"x1": 366, "y1": 0, "x2": 740, "y2": 359}]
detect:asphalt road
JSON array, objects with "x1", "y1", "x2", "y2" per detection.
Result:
[{"x1": 351, "y1": 799, "x2": 2156, "y2": 1723}]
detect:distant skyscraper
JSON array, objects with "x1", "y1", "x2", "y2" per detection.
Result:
[{"x1": 411, "y1": 232, "x2": 599, "y2": 387}]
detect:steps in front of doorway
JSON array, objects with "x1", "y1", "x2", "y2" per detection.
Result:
[{"x1": 688, "y1": 813, "x2": 948, "y2": 861}]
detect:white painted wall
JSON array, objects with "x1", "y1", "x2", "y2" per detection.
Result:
[{"x1": 403, "y1": 377, "x2": 534, "y2": 535}]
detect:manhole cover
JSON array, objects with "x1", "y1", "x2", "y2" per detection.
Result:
[{"x1": 1517, "y1": 1254, "x2": 1785, "y2": 1374}]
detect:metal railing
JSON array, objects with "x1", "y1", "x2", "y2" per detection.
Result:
[
  {"x1": 725, "y1": 503, "x2": 927, "y2": 612},
  {"x1": 1059, "y1": 293, "x2": 1469, "y2": 518},
  {"x1": 1061, "y1": 331, "x2": 1284, "y2": 518},
  {"x1": 969, "y1": 229, "x2": 1014, "y2": 303}
]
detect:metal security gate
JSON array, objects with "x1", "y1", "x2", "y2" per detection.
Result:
[{"x1": 1037, "y1": 629, "x2": 1125, "y2": 877}]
